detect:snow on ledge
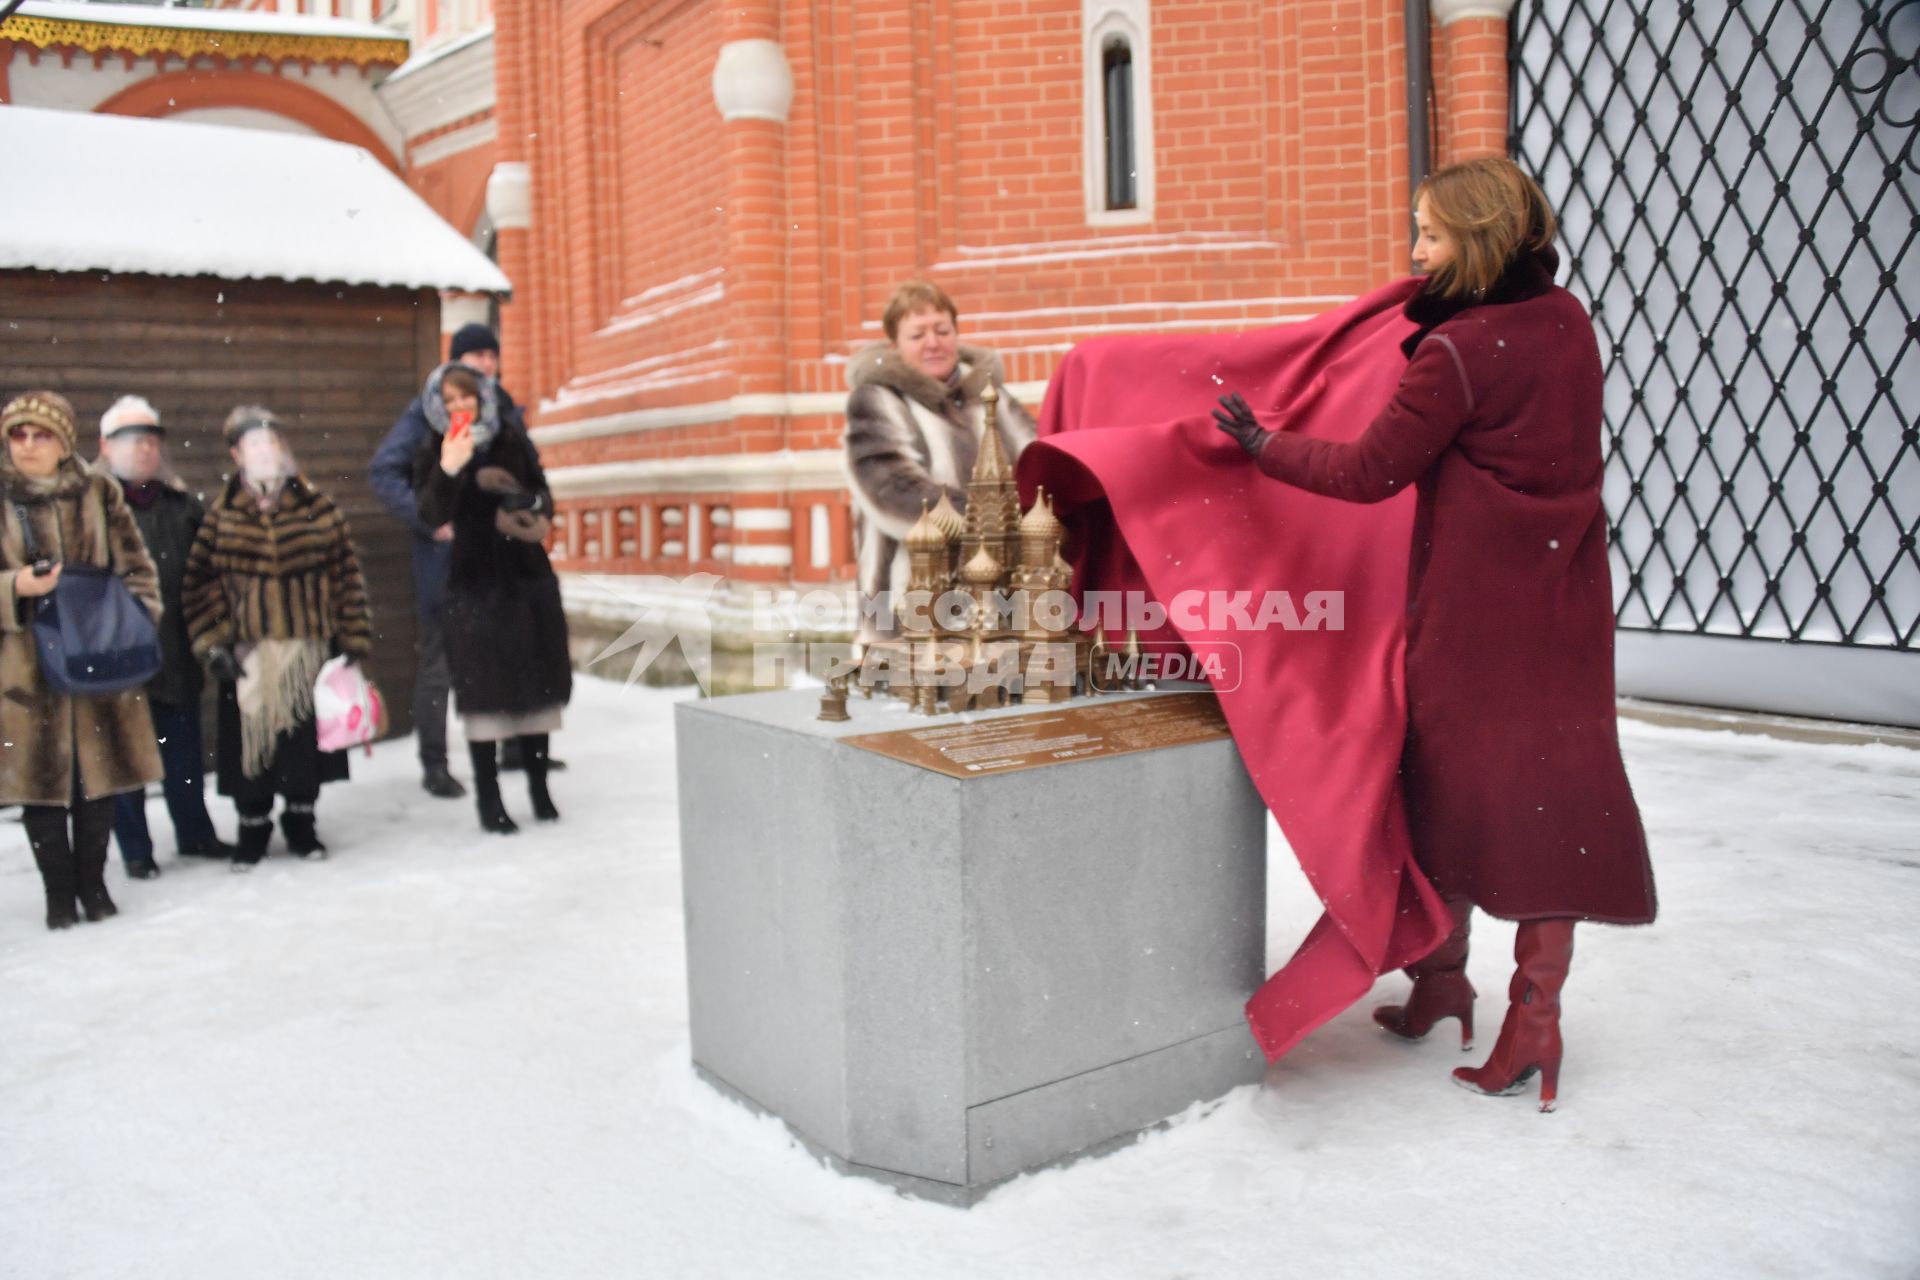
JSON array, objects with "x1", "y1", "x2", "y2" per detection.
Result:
[{"x1": 0, "y1": 107, "x2": 509, "y2": 295}]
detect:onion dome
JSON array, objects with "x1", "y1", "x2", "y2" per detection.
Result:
[
  {"x1": 963, "y1": 545, "x2": 1002, "y2": 586},
  {"x1": 929, "y1": 491, "x2": 966, "y2": 541},
  {"x1": 1020, "y1": 488, "x2": 1063, "y2": 541},
  {"x1": 906, "y1": 500, "x2": 946, "y2": 552}
]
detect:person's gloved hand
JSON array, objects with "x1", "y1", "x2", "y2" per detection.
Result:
[
  {"x1": 1212, "y1": 392, "x2": 1270, "y2": 459},
  {"x1": 205, "y1": 646, "x2": 241, "y2": 684}
]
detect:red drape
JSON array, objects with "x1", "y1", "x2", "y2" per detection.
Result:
[{"x1": 1015, "y1": 279, "x2": 1453, "y2": 1062}]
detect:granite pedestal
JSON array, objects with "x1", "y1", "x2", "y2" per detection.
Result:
[{"x1": 675, "y1": 687, "x2": 1267, "y2": 1204}]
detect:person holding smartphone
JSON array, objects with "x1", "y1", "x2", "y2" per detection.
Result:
[{"x1": 410, "y1": 363, "x2": 570, "y2": 835}]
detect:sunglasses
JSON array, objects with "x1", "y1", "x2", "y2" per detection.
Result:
[{"x1": 6, "y1": 427, "x2": 59, "y2": 446}]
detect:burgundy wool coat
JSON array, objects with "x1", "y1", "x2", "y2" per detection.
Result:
[{"x1": 1254, "y1": 250, "x2": 1657, "y2": 924}]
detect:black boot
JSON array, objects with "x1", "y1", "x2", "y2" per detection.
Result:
[
  {"x1": 178, "y1": 836, "x2": 239, "y2": 860},
  {"x1": 281, "y1": 803, "x2": 328, "y2": 860},
  {"x1": 233, "y1": 812, "x2": 273, "y2": 871},
  {"x1": 74, "y1": 798, "x2": 118, "y2": 923},
  {"x1": 470, "y1": 742, "x2": 518, "y2": 834},
  {"x1": 24, "y1": 806, "x2": 81, "y2": 930},
  {"x1": 520, "y1": 734, "x2": 560, "y2": 823},
  {"x1": 421, "y1": 765, "x2": 466, "y2": 799}
]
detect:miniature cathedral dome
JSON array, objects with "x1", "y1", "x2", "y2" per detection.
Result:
[
  {"x1": 963, "y1": 545, "x2": 1002, "y2": 586},
  {"x1": 906, "y1": 500, "x2": 948, "y2": 552},
  {"x1": 929, "y1": 491, "x2": 966, "y2": 541},
  {"x1": 1020, "y1": 488, "x2": 1063, "y2": 541}
]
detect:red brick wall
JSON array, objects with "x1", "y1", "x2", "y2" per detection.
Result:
[{"x1": 491, "y1": 0, "x2": 1506, "y2": 586}]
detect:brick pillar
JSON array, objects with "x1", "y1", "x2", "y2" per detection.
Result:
[
  {"x1": 1430, "y1": 0, "x2": 1517, "y2": 165},
  {"x1": 711, "y1": 11, "x2": 793, "y2": 406},
  {"x1": 486, "y1": 162, "x2": 533, "y2": 387},
  {"x1": 711, "y1": 9, "x2": 796, "y2": 584},
  {"x1": 488, "y1": 0, "x2": 535, "y2": 396}
]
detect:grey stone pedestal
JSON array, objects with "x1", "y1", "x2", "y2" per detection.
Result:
[{"x1": 675, "y1": 687, "x2": 1266, "y2": 1205}]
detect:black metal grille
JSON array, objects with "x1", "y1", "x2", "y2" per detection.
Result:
[{"x1": 1510, "y1": 0, "x2": 1919, "y2": 649}]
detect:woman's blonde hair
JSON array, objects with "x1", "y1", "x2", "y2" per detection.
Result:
[
  {"x1": 1416, "y1": 156, "x2": 1559, "y2": 300},
  {"x1": 882, "y1": 280, "x2": 959, "y2": 342}
]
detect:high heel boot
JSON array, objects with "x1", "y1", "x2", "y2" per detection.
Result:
[
  {"x1": 1374, "y1": 895, "x2": 1475, "y2": 1048},
  {"x1": 470, "y1": 742, "x2": 519, "y2": 835},
  {"x1": 521, "y1": 734, "x2": 559, "y2": 823},
  {"x1": 1453, "y1": 918, "x2": 1576, "y2": 1112}
]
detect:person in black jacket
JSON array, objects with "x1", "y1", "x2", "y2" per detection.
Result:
[
  {"x1": 96, "y1": 396, "x2": 235, "y2": 877},
  {"x1": 411, "y1": 363, "x2": 571, "y2": 835},
  {"x1": 369, "y1": 323, "x2": 560, "y2": 797}
]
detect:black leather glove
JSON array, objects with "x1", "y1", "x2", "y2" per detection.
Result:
[
  {"x1": 1212, "y1": 392, "x2": 1270, "y2": 459},
  {"x1": 205, "y1": 646, "x2": 241, "y2": 684},
  {"x1": 497, "y1": 488, "x2": 540, "y2": 514}
]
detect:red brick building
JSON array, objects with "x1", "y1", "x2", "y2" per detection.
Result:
[{"x1": 483, "y1": 0, "x2": 1519, "y2": 613}]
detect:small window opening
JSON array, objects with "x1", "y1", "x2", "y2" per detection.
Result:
[{"x1": 1102, "y1": 39, "x2": 1137, "y2": 211}]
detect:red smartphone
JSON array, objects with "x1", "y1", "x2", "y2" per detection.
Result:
[{"x1": 449, "y1": 409, "x2": 473, "y2": 440}]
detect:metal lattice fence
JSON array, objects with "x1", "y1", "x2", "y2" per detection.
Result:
[{"x1": 1509, "y1": 0, "x2": 1918, "y2": 650}]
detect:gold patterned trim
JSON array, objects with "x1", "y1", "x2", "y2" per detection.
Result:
[{"x1": 0, "y1": 16, "x2": 408, "y2": 68}]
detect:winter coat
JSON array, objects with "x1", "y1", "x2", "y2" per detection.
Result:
[
  {"x1": 411, "y1": 387, "x2": 571, "y2": 721},
  {"x1": 118, "y1": 479, "x2": 206, "y2": 708},
  {"x1": 0, "y1": 458, "x2": 165, "y2": 806},
  {"x1": 844, "y1": 343, "x2": 1037, "y2": 606},
  {"x1": 1253, "y1": 248, "x2": 1656, "y2": 924},
  {"x1": 180, "y1": 475, "x2": 374, "y2": 660},
  {"x1": 370, "y1": 382, "x2": 529, "y2": 621}
]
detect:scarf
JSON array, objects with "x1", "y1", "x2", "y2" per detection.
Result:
[{"x1": 236, "y1": 638, "x2": 330, "y2": 778}]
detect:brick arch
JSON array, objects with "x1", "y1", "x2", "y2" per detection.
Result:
[{"x1": 93, "y1": 70, "x2": 401, "y2": 173}]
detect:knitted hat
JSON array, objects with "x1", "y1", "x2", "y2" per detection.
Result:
[
  {"x1": 448, "y1": 322, "x2": 500, "y2": 362},
  {"x1": 2, "y1": 390, "x2": 78, "y2": 456}
]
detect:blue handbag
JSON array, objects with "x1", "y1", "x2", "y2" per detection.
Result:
[{"x1": 13, "y1": 500, "x2": 163, "y2": 697}]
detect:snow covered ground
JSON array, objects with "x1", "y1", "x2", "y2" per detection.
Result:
[{"x1": 3, "y1": 675, "x2": 1916, "y2": 1280}]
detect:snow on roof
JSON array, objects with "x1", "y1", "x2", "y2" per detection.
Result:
[
  {"x1": 381, "y1": 23, "x2": 492, "y2": 86},
  {"x1": 10, "y1": 0, "x2": 403, "y2": 44},
  {"x1": 0, "y1": 107, "x2": 510, "y2": 294}
]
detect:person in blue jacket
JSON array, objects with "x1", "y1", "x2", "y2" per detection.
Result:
[{"x1": 369, "y1": 323, "x2": 520, "y2": 798}]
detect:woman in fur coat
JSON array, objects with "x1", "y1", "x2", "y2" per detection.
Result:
[
  {"x1": 412, "y1": 363, "x2": 570, "y2": 835},
  {"x1": 1214, "y1": 157, "x2": 1656, "y2": 1112},
  {"x1": 181, "y1": 407, "x2": 373, "y2": 868},
  {"x1": 844, "y1": 281, "x2": 1037, "y2": 638},
  {"x1": 0, "y1": 391, "x2": 164, "y2": 929}
]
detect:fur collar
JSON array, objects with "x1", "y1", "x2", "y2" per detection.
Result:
[
  {"x1": 1401, "y1": 245, "x2": 1561, "y2": 358},
  {"x1": 212, "y1": 471, "x2": 321, "y2": 515},
  {"x1": 846, "y1": 342, "x2": 1008, "y2": 415},
  {"x1": 1, "y1": 455, "x2": 95, "y2": 505}
]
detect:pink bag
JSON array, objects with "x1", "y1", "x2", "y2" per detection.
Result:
[{"x1": 314, "y1": 656, "x2": 386, "y2": 755}]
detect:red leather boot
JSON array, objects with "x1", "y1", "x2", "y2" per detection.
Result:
[
  {"x1": 1373, "y1": 896, "x2": 1475, "y2": 1049},
  {"x1": 1453, "y1": 919, "x2": 1576, "y2": 1112}
]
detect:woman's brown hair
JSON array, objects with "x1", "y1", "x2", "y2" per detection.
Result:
[
  {"x1": 1416, "y1": 156, "x2": 1559, "y2": 300},
  {"x1": 441, "y1": 365, "x2": 482, "y2": 401},
  {"x1": 882, "y1": 280, "x2": 959, "y2": 343}
]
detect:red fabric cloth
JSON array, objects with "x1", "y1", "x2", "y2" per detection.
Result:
[{"x1": 1016, "y1": 279, "x2": 1453, "y2": 1063}]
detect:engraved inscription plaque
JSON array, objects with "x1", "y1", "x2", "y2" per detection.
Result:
[{"x1": 842, "y1": 691, "x2": 1231, "y2": 780}]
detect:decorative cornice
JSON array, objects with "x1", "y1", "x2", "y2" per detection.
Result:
[
  {"x1": 545, "y1": 449, "x2": 849, "y2": 499},
  {"x1": 0, "y1": 15, "x2": 407, "y2": 68}
]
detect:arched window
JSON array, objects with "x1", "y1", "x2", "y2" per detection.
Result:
[
  {"x1": 1102, "y1": 38, "x2": 1136, "y2": 211},
  {"x1": 1084, "y1": 2, "x2": 1153, "y2": 225}
]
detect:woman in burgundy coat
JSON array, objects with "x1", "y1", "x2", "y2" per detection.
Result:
[{"x1": 1214, "y1": 156, "x2": 1656, "y2": 1112}]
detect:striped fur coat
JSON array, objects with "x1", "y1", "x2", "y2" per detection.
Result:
[
  {"x1": 843, "y1": 343, "x2": 1036, "y2": 624},
  {"x1": 181, "y1": 475, "x2": 372, "y2": 660}
]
